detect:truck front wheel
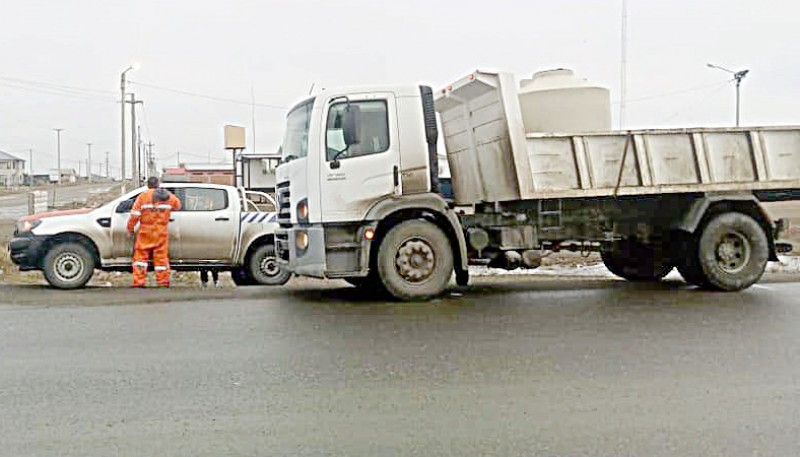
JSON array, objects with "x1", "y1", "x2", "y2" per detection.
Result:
[
  {"x1": 696, "y1": 212, "x2": 769, "y2": 291},
  {"x1": 601, "y1": 241, "x2": 673, "y2": 281},
  {"x1": 376, "y1": 220, "x2": 454, "y2": 301}
]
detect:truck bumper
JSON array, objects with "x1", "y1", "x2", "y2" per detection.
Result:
[
  {"x1": 275, "y1": 226, "x2": 327, "y2": 278},
  {"x1": 8, "y1": 234, "x2": 47, "y2": 271}
]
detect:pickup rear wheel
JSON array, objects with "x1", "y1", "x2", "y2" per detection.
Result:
[
  {"x1": 696, "y1": 212, "x2": 769, "y2": 291},
  {"x1": 231, "y1": 268, "x2": 254, "y2": 286},
  {"x1": 42, "y1": 242, "x2": 95, "y2": 289},
  {"x1": 248, "y1": 244, "x2": 291, "y2": 286},
  {"x1": 376, "y1": 219, "x2": 453, "y2": 301}
]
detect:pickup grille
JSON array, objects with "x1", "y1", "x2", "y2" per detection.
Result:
[{"x1": 276, "y1": 180, "x2": 291, "y2": 228}]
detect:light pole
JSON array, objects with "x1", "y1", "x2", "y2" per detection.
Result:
[
  {"x1": 53, "y1": 128, "x2": 64, "y2": 184},
  {"x1": 120, "y1": 62, "x2": 140, "y2": 189},
  {"x1": 86, "y1": 142, "x2": 92, "y2": 183},
  {"x1": 707, "y1": 63, "x2": 750, "y2": 127}
]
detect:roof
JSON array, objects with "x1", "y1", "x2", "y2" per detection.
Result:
[
  {"x1": 164, "y1": 163, "x2": 233, "y2": 172},
  {"x1": 0, "y1": 150, "x2": 24, "y2": 162}
]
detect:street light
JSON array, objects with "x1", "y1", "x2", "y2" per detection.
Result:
[
  {"x1": 120, "y1": 62, "x2": 140, "y2": 190},
  {"x1": 707, "y1": 63, "x2": 750, "y2": 127}
]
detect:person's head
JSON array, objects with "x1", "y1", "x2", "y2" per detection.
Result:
[{"x1": 146, "y1": 177, "x2": 160, "y2": 189}]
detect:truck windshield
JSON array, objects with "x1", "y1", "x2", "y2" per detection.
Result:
[{"x1": 281, "y1": 98, "x2": 314, "y2": 163}]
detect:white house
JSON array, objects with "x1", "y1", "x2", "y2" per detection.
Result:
[{"x1": 0, "y1": 150, "x2": 25, "y2": 187}]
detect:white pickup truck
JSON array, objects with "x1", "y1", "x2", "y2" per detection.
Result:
[{"x1": 8, "y1": 183, "x2": 290, "y2": 289}]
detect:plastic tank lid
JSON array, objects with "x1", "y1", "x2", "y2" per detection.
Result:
[{"x1": 520, "y1": 68, "x2": 600, "y2": 91}]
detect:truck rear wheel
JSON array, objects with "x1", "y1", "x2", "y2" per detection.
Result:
[
  {"x1": 601, "y1": 241, "x2": 673, "y2": 281},
  {"x1": 696, "y1": 212, "x2": 769, "y2": 291},
  {"x1": 675, "y1": 232, "x2": 708, "y2": 287},
  {"x1": 231, "y1": 268, "x2": 254, "y2": 286},
  {"x1": 376, "y1": 220, "x2": 454, "y2": 301},
  {"x1": 42, "y1": 241, "x2": 95, "y2": 289},
  {"x1": 248, "y1": 244, "x2": 291, "y2": 286}
]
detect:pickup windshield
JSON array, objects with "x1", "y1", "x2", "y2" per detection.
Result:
[{"x1": 281, "y1": 98, "x2": 314, "y2": 163}]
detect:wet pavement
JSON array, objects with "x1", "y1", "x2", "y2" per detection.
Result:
[{"x1": 1, "y1": 277, "x2": 800, "y2": 456}]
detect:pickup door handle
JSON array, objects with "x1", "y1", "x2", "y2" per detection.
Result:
[
  {"x1": 215, "y1": 217, "x2": 230, "y2": 221},
  {"x1": 169, "y1": 218, "x2": 175, "y2": 222}
]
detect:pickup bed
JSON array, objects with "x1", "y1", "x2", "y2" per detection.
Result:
[{"x1": 8, "y1": 183, "x2": 290, "y2": 289}]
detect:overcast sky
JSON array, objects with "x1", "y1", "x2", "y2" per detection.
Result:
[{"x1": 1, "y1": 0, "x2": 798, "y2": 175}]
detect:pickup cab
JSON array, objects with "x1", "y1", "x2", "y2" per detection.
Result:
[{"x1": 8, "y1": 183, "x2": 290, "y2": 289}]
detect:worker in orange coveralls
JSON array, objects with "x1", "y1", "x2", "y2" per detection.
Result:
[{"x1": 127, "y1": 177, "x2": 182, "y2": 287}]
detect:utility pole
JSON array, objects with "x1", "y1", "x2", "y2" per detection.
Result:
[
  {"x1": 120, "y1": 63, "x2": 139, "y2": 191},
  {"x1": 619, "y1": 0, "x2": 628, "y2": 129},
  {"x1": 105, "y1": 151, "x2": 110, "y2": 178},
  {"x1": 177, "y1": 150, "x2": 181, "y2": 167},
  {"x1": 53, "y1": 128, "x2": 64, "y2": 184},
  {"x1": 86, "y1": 143, "x2": 92, "y2": 183},
  {"x1": 137, "y1": 125, "x2": 143, "y2": 181},
  {"x1": 707, "y1": 63, "x2": 750, "y2": 127},
  {"x1": 126, "y1": 94, "x2": 143, "y2": 185},
  {"x1": 28, "y1": 148, "x2": 33, "y2": 187},
  {"x1": 146, "y1": 142, "x2": 156, "y2": 178}
]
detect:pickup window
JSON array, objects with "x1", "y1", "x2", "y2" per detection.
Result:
[{"x1": 171, "y1": 188, "x2": 228, "y2": 212}]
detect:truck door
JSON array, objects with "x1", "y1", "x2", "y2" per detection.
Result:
[
  {"x1": 320, "y1": 94, "x2": 400, "y2": 222},
  {"x1": 169, "y1": 186, "x2": 237, "y2": 263}
]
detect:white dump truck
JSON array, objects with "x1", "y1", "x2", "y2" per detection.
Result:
[
  {"x1": 275, "y1": 69, "x2": 799, "y2": 300},
  {"x1": 9, "y1": 183, "x2": 290, "y2": 289}
]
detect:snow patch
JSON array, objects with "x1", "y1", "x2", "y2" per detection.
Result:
[{"x1": 470, "y1": 256, "x2": 800, "y2": 278}]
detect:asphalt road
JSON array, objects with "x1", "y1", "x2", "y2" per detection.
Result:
[{"x1": 2, "y1": 277, "x2": 800, "y2": 457}]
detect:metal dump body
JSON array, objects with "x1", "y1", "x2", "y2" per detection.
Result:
[{"x1": 435, "y1": 71, "x2": 800, "y2": 205}]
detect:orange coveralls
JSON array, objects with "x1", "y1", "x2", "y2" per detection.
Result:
[{"x1": 126, "y1": 188, "x2": 182, "y2": 287}]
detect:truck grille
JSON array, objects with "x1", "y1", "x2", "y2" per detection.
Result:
[{"x1": 276, "y1": 180, "x2": 291, "y2": 228}]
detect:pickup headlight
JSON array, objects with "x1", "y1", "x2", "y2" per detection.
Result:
[{"x1": 15, "y1": 219, "x2": 42, "y2": 235}]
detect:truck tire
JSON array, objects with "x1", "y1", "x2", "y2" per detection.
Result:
[
  {"x1": 696, "y1": 212, "x2": 769, "y2": 291},
  {"x1": 601, "y1": 241, "x2": 673, "y2": 281},
  {"x1": 231, "y1": 268, "x2": 255, "y2": 286},
  {"x1": 675, "y1": 232, "x2": 709, "y2": 287},
  {"x1": 248, "y1": 244, "x2": 291, "y2": 286},
  {"x1": 376, "y1": 219, "x2": 454, "y2": 301},
  {"x1": 42, "y1": 242, "x2": 95, "y2": 289}
]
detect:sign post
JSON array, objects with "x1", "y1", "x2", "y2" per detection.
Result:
[{"x1": 224, "y1": 125, "x2": 246, "y2": 187}]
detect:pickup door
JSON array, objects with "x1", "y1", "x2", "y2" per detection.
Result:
[
  {"x1": 169, "y1": 186, "x2": 238, "y2": 263},
  {"x1": 110, "y1": 193, "x2": 181, "y2": 261}
]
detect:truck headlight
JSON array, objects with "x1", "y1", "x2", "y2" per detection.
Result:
[
  {"x1": 297, "y1": 199, "x2": 309, "y2": 224},
  {"x1": 296, "y1": 230, "x2": 309, "y2": 251}
]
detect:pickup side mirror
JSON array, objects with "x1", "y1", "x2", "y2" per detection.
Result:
[{"x1": 342, "y1": 104, "x2": 361, "y2": 146}]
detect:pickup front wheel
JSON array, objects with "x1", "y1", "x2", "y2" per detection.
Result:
[
  {"x1": 42, "y1": 242, "x2": 95, "y2": 289},
  {"x1": 248, "y1": 244, "x2": 291, "y2": 286}
]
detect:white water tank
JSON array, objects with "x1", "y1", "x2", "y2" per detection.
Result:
[{"x1": 518, "y1": 69, "x2": 611, "y2": 134}]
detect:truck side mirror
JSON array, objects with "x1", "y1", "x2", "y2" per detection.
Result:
[{"x1": 342, "y1": 105, "x2": 361, "y2": 146}]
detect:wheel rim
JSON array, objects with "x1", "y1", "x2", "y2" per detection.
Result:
[
  {"x1": 395, "y1": 238, "x2": 436, "y2": 283},
  {"x1": 715, "y1": 231, "x2": 751, "y2": 274},
  {"x1": 54, "y1": 252, "x2": 85, "y2": 283},
  {"x1": 259, "y1": 255, "x2": 280, "y2": 277}
]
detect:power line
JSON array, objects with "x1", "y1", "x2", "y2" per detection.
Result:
[
  {"x1": 128, "y1": 80, "x2": 287, "y2": 110},
  {"x1": 0, "y1": 75, "x2": 116, "y2": 96},
  {"x1": 612, "y1": 80, "x2": 731, "y2": 105},
  {"x1": 0, "y1": 81, "x2": 117, "y2": 103}
]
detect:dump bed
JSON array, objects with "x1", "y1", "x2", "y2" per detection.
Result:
[{"x1": 435, "y1": 71, "x2": 800, "y2": 205}]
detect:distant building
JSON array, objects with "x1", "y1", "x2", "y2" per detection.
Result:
[
  {"x1": 162, "y1": 163, "x2": 234, "y2": 186},
  {"x1": 0, "y1": 150, "x2": 26, "y2": 187},
  {"x1": 48, "y1": 168, "x2": 77, "y2": 184}
]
